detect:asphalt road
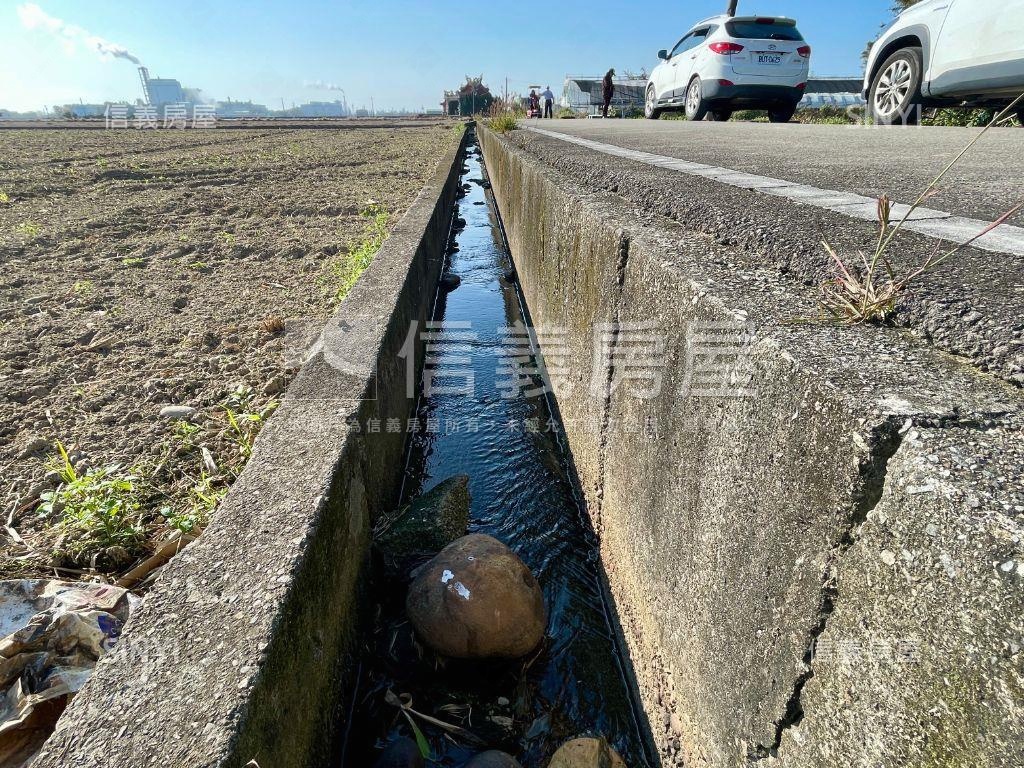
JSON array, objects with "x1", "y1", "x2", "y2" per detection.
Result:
[{"x1": 519, "y1": 119, "x2": 1023, "y2": 223}]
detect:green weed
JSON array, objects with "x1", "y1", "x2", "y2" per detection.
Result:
[
  {"x1": 486, "y1": 113, "x2": 518, "y2": 133},
  {"x1": 0, "y1": 190, "x2": 9, "y2": 204},
  {"x1": 16, "y1": 221, "x2": 40, "y2": 240},
  {"x1": 38, "y1": 442, "x2": 145, "y2": 564},
  {"x1": 221, "y1": 385, "x2": 278, "y2": 463},
  {"x1": 122, "y1": 257, "x2": 146, "y2": 267},
  {"x1": 172, "y1": 419, "x2": 202, "y2": 451},
  {"x1": 161, "y1": 474, "x2": 224, "y2": 534},
  {"x1": 330, "y1": 202, "x2": 390, "y2": 302}
]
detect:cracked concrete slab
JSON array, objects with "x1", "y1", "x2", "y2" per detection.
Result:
[{"x1": 772, "y1": 421, "x2": 1024, "y2": 768}]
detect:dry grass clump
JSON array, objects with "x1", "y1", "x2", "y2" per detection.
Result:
[
  {"x1": 261, "y1": 315, "x2": 286, "y2": 335},
  {"x1": 817, "y1": 93, "x2": 1024, "y2": 325}
]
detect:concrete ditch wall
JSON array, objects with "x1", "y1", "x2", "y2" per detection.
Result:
[
  {"x1": 480, "y1": 126, "x2": 1024, "y2": 768},
  {"x1": 31, "y1": 128, "x2": 469, "y2": 768}
]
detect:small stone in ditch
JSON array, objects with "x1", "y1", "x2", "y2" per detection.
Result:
[
  {"x1": 160, "y1": 405, "x2": 196, "y2": 420},
  {"x1": 440, "y1": 274, "x2": 462, "y2": 291}
]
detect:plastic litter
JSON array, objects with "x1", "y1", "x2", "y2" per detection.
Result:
[{"x1": 0, "y1": 580, "x2": 138, "y2": 767}]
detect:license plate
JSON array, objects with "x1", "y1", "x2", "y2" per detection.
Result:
[{"x1": 757, "y1": 54, "x2": 783, "y2": 65}]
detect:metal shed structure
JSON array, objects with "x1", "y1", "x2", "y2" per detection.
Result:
[{"x1": 561, "y1": 76, "x2": 648, "y2": 116}]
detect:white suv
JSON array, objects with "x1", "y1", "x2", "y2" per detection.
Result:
[
  {"x1": 864, "y1": 0, "x2": 1024, "y2": 125},
  {"x1": 645, "y1": 14, "x2": 811, "y2": 122}
]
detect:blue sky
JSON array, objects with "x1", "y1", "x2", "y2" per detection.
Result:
[{"x1": 2, "y1": 0, "x2": 895, "y2": 112}]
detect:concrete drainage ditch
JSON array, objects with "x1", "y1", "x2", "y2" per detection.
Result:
[
  {"x1": 341, "y1": 135, "x2": 654, "y2": 767},
  {"x1": 29, "y1": 127, "x2": 656, "y2": 768}
]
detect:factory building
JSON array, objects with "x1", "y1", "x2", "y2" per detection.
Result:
[
  {"x1": 294, "y1": 101, "x2": 349, "y2": 118},
  {"x1": 139, "y1": 67, "x2": 185, "y2": 106}
]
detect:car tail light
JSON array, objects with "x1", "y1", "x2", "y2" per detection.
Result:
[
  {"x1": 797, "y1": 45, "x2": 811, "y2": 58},
  {"x1": 718, "y1": 79, "x2": 735, "y2": 87},
  {"x1": 796, "y1": 83, "x2": 806, "y2": 90},
  {"x1": 710, "y1": 42, "x2": 745, "y2": 55}
]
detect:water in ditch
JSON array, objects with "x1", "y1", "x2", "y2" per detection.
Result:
[{"x1": 341, "y1": 131, "x2": 653, "y2": 768}]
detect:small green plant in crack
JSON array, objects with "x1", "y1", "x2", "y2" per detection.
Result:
[
  {"x1": 122, "y1": 257, "x2": 146, "y2": 268},
  {"x1": 815, "y1": 94, "x2": 1024, "y2": 325},
  {"x1": 329, "y1": 202, "x2": 390, "y2": 303},
  {"x1": 73, "y1": 280, "x2": 95, "y2": 296},
  {"x1": 0, "y1": 190, "x2": 10, "y2": 204},
  {"x1": 38, "y1": 442, "x2": 145, "y2": 565}
]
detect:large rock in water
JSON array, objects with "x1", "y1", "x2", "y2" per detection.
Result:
[
  {"x1": 406, "y1": 534, "x2": 546, "y2": 659},
  {"x1": 465, "y1": 751, "x2": 523, "y2": 768},
  {"x1": 376, "y1": 476, "x2": 470, "y2": 579},
  {"x1": 548, "y1": 738, "x2": 626, "y2": 768}
]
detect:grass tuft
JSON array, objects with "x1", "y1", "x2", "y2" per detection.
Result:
[
  {"x1": 330, "y1": 202, "x2": 390, "y2": 302},
  {"x1": 38, "y1": 441, "x2": 146, "y2": 565},
  {"x1": 814, "y1": 93, "x2": 1024, "y2": 325}
]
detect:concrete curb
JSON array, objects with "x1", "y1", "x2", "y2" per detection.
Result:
[
  {"x1": 480, "y1": 125, "x2": 1023, "y2": 768},
  {"x1": 32, "y1": 127, "x2": 470, "y2": 768}
]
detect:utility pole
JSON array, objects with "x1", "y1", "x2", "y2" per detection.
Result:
[{"x1": 371, "y1": 96, "x2": 375, "y2": 117}]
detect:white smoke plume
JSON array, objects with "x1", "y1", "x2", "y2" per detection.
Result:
[
  {"x1": 17, "y1": 3, "x2": 143, "y2": 65},
  {"x1": 304, "y1": 79, "x2": 346, "y2": 92}
]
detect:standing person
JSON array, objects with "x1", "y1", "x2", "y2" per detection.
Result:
[
  {"x1": 542, "y1": 85, "x2": 555, "y2": 119},
  {"x1": 602, "y1": 68, "x2": 616, "y2": 118}
]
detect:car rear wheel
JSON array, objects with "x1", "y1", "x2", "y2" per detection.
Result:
[
  {"x1": 768, "y1": 106, "x2": 796, "y2": 123},
  {"x1": 870, "y1": 47, "x2": 924, "y2": 126},
  {"x1": 709, "y1": 109, "x2": 733, "y2": 122},
  {"x1": 645, "y1": 85, "x2": 662, "y2": 120},
  {"x1": 685, "y1": 78, "x2": 709, "y2": 121}
]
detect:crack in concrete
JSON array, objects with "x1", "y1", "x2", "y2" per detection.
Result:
[
  {"x1": 593, "y1": 233, "x2": 632, "y2": 534},
  {"x1": 749, "y1": 417, "x2": 906, "y2": 762}
]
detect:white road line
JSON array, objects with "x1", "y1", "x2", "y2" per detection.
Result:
[{"x1": 524, "y1": 126, "x2": 1024, "y2": 257}]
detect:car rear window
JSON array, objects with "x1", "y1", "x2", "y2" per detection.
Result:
[{"x1": 726, "y1": 20, "x2": 804, "y2": 41}]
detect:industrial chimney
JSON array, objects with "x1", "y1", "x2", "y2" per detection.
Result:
[{"x1": 726, "y1": 0, "x2": 739, "y2": 16}]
